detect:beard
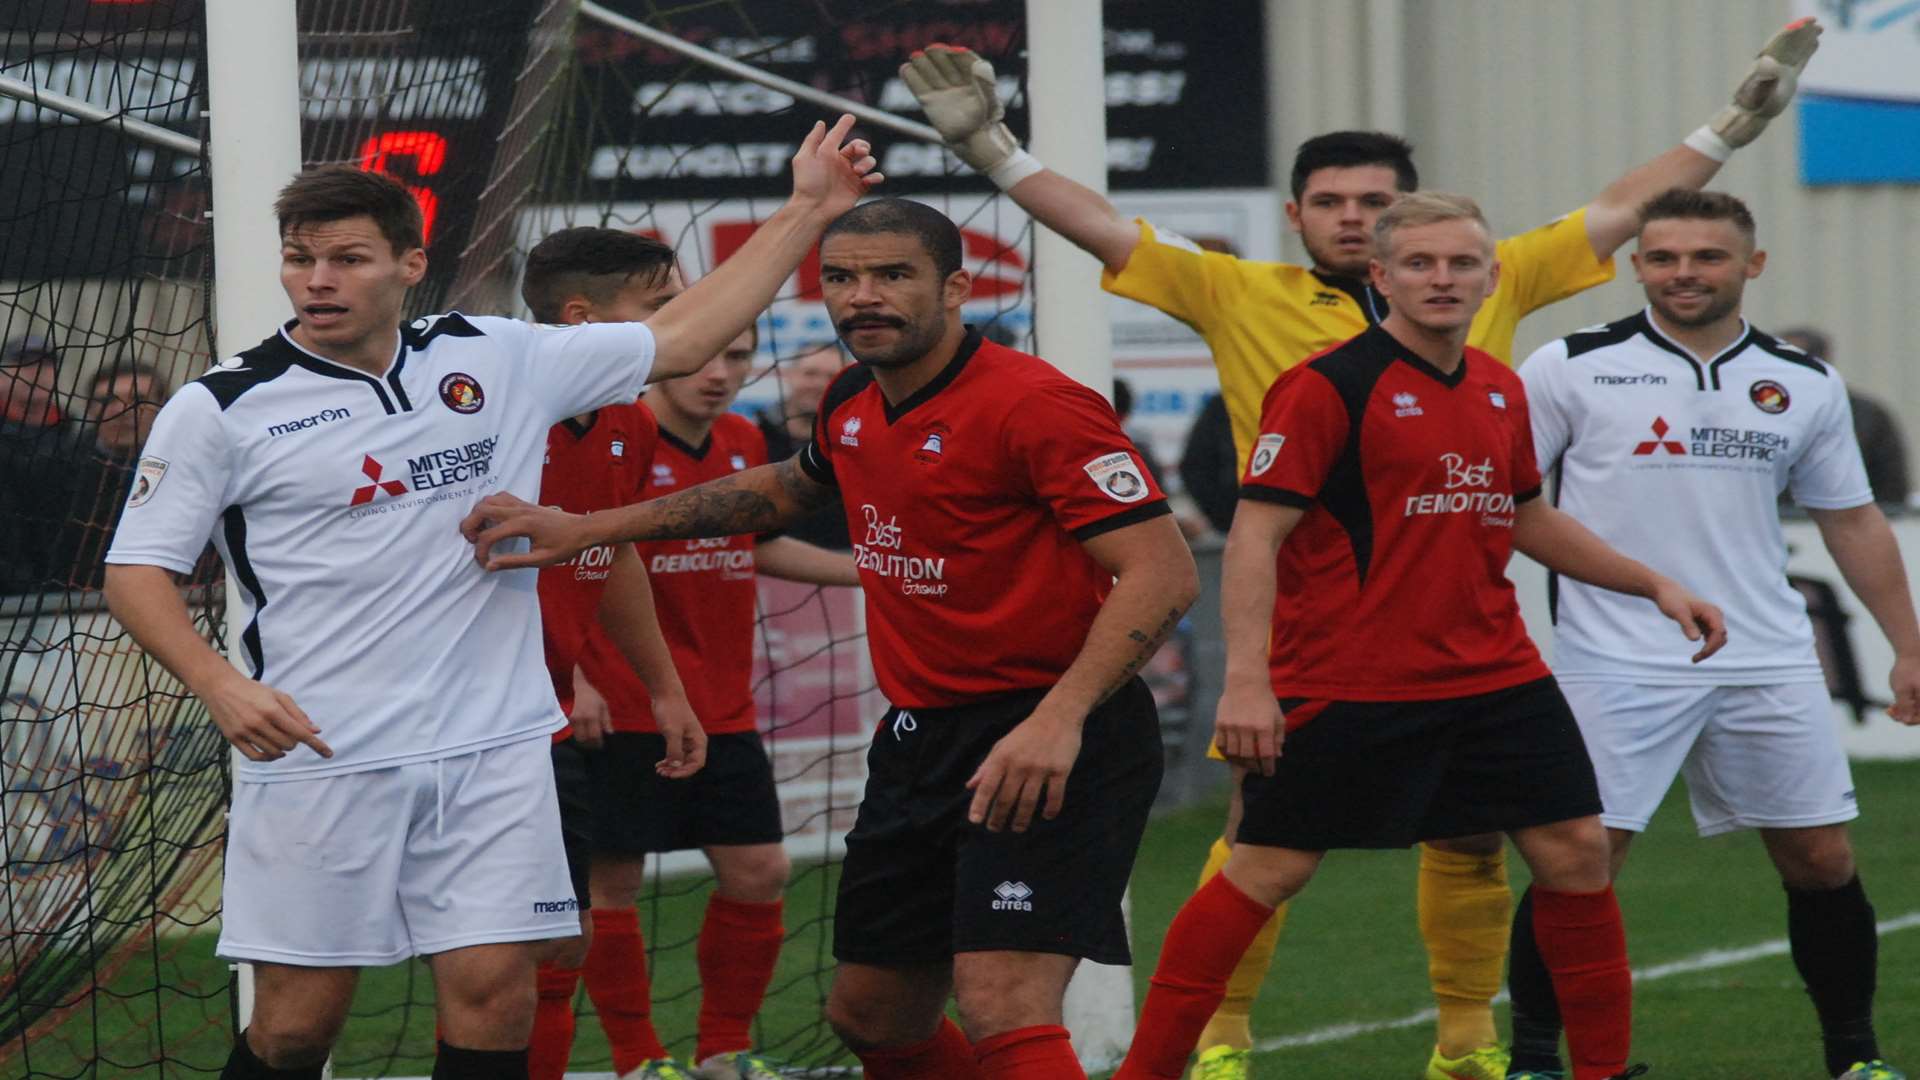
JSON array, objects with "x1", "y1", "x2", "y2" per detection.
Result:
[
  {"x1": 1300, "y1": 233, "x2": 1373, "y2": 279},
  {"x1": 1650, "y1": 286, "x2": 1742, "y2": 329}
]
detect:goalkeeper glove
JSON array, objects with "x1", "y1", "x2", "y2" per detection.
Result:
[
  {"x1": 1686, "y1": 16, "x2": 1823, "y2": 161},
  {"x1": 900, "y1": 43, "x2": 1043, "y2": 190}
]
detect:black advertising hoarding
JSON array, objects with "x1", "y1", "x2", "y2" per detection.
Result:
[
  {"x1": 560, "y1": 0, "x2": 1268, "y2": 202},
  {"x1": 1, "y1": 0, "x2": 539, "y2": 285}
]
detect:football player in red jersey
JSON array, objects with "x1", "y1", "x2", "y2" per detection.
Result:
[
  {"x1": 517, "y1": 225, "x2": 707, "y2": 1080},
  {"x1": 569, "y1": 323, "x2": 857, "y2": 1080},
  {"x1": 1111, "y1": 194, "x2": 1725, "y2": 1080},
  {"x1": 462, "y1": 198, "x2": 1200, "y2": 1080}
]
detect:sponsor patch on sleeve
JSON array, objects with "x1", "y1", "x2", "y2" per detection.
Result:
[
  {"x1": 127, "y1": 456, "x2": 169, "y2": 508},
  {"x1": 1083, "y1": 451, "x2": 1150, "y2": 503},
  {"x1": 1249, "y1": 434, "x2": 1286, "y2": 477}
]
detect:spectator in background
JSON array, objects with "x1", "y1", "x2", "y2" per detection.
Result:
[
  {"x1": 1, "y1": 335, "x2": 84, "y2": 594},
  {"x1": 755, "y1": 341, "x2": 851, "y2": 548},
  {"x1": 59, "y1": 360, "x2": 174, "y2": 588},
  {"x1": 1779, "y1": 327, "x2": 1909, "y2": 506},
  {"x1": 1180, "y1": 392, "x2": 1238, "y2": 536}
]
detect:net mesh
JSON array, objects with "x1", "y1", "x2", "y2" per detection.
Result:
[{"x1": 2, "y1": 1, "x2": 1057, "y2": 1075}]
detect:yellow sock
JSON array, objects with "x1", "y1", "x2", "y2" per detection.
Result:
[
  {"x1": 1192, "y1": 836, "x2": 1290, "y2": 1053},
  {"x1": 1418, "y1": 843, "x2": 1510, "y2": 1057}
]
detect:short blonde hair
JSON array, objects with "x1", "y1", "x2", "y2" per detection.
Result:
[{"x1": 1374, "y1": 191, "x2": 1492, "y2": 257}]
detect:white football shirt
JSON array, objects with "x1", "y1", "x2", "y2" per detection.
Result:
[
  {"x1": 107, "y1": 314, "x2": 655, "y2": 780},
  {"x1": 1521, "y1": 308, "x2": 1872, "y2": 685}
]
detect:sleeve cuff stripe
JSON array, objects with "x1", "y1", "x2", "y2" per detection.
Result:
[
  {"x1": 797, "y1": 447, "x2": 837, "y2": 487},
  {"x1": 1239, "y1": 485, "x2": 1313, "y2": 508},
  {"x1": 1515, "y1": 485, "x2": 1543, "y2": 504},
  {"x1": 1071, "y1": 499, "x2": 1172, "y2": 541}
]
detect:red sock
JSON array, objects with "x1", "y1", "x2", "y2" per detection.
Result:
[
  {"x1": 1113, "y1": 873, "x2": 1275, "y2": 1080},
  {"x1": 1532, "y1": 886, "x2": 1631, "y2": 1080},
  {"x1": 582, "y1": 907, "x2": 669, "y2": 1069},
  {"x1": 529, "y1": 962, "x2": 580, "y2": 1080},
  {"x1": 974, "y1": 1024, "x2": 1083, "y2": 1079},
  {"x1": 696, "y1": 894, "x2": 785, "y2": 1062},
  {"x1": 856, "y1": 1017, "x2": 984, "y2": 1080}
]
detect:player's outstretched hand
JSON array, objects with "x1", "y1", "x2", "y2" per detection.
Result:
[
  {"x1": 1214, "y1": 679, "x2": 1284, "y2": 776},
  {"x1": 460, "y1": 493, "x2": 594, "y2": 571},
  {"x1": 1886, "y1": 655, "x2": 1920, "y2": 726},
  {"x1": 1652, "y1": 580, "x2": 1728, "y2": 663},
  {"x1": 203, "y1": 667, "x2": 332, "y2": 762},
  {"x1": 654, "y1": 695, "x2": 707, "y2": 779},
  {"x1": 1710, "y1": 17, "x2": 1822, "y2": 149},
  {"x1": 900, "y1": 43, "x2": 1021, "y2": 175},
  {"x1": 967, "y1": 706, "x2": 1083, "y2": 833},
  {"x1": 790, "y1": 114, "x2": 882, "y2": 220}
]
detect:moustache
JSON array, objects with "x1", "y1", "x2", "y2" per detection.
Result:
[{"x1": 838, "y1": 316, "x2": 905, "y2": 333}]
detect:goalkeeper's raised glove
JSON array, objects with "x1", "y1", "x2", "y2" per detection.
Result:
[
  {"x1": 900, "y1": 43, "x2": 1043, "y2": 190},
  {"x1": 1686, "y1": 16, "x2": 1823, "y2": 161}
]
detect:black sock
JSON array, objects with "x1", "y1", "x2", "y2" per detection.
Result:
[
  {"x1": 1507, "y1": 886, "x2": 1566, "y2": 1076},
  {"x1": 431, "y1": 1041, "x2": 529, "y2": 1080},
  {"x1": 1786, "y1": 875, "x2": 1880, "y2": 1077},
  {"x1": 221, "y1": 1033, "x2": 325, "y2": 1080}
]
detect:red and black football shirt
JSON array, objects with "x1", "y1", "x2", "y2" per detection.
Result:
[
  {"x1": 537, "y1": 402, "x2": 658, "y2": 728},
  {"x1": 1240, "y1": 325, "x2": 1549, "y2": 707},
  {"x1": 799, "y1": 328, "x2": 1169, "y2": 709},
  {"x1": 581, "y1": 413, "x2": 768, "y2": 735}
]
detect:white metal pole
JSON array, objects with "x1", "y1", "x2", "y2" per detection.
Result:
[
  {"x1": 204, "y1": 0, "x2": 302, "y2": 1045},
  {"x1": 1024, "y1": 0, "x2": 1113, "y2": 398},
  {"x1": 1024, "y1": 2, "x2": 1134, "y2": 1068}
]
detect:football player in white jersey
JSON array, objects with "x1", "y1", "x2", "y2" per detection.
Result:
[
  {"x1": 101, "y1": 117, "x2": 879, "y2": 1080},
  {"x1": 1511, "y1": 189, "x2": 1920, "y2": 1080}
]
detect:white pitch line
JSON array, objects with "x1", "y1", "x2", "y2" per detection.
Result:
[{"x1": 1256, "y1": 909, "x2": 1920, "y2": 1054}]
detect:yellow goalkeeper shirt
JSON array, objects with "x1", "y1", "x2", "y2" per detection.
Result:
[{"x1": 1102, "y1": 207, "x2": 1615, "y2": 466}]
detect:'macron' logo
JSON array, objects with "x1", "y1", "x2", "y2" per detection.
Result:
[
  {"x1": 350, "y1": 455, "x2": 409, "y2": 505},
  {"x1": 1632, "y1": 417, "x2": 1687, "y2": 456}
]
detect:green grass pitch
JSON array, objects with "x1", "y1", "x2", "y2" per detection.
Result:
[{"x1": 11, "y1": 761, "x2": 1918, "y2": 1078}]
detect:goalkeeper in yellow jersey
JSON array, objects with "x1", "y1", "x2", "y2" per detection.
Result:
[{"x1": 903, "y1": 17, "x2": 1821, "y2": 1080}]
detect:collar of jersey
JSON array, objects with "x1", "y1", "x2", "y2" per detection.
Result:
[
  {"x1": 877, "y1": 325, "x2": 984, "y2": 424},
  {"x1": 276, "y1": 319, "x2": 407, "y2": 382},
  {"x1": 1310, "y1": 269, "x2": 1389, "y2": 324},
  {"x1": 1635, "y1": 307, "x2": 1756, "y2": 390},
  {"x1": 658, "y1": 425, "x2": 712, "y2": 460},
  {"x1": 1362, "y1": 324, "x2": 1468, "y2": 388}
]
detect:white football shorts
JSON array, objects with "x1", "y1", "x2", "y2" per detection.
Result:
[
  {"x1": 1559, "y1": 680, "x2": 1858, "y2": 837},
  {"x1": 218, "y1": 736, "x2": 580, "y2": 966}
]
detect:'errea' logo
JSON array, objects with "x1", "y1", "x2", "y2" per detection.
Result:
[
  {"x1": 992, "y1": 881, "x2": 1033, "y2": 912},
  {"x1": 267, "y1": 407, "x2": 351, "y2": 438}
]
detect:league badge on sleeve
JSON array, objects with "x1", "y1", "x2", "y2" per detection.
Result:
[
  {"x1": 1083, "y1": 451, "x2": 1150, "y2": 503},
  {"x1": 126, "y1": 456, "x2": 169, "y2": 508},
  {"x1": 1250, "y1": 434, "x2": 1286, "y2": 477}
]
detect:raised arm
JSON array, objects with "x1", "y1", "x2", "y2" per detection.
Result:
[
  {"x1": 643, "y1": 115, "x2": 881, "y2": 380},
  {"x1": 901, "y1": 45, "x2": 1140, "y2": 273},
  {"x1": 104, "y1": 564, "x2": 331, "y2": 762},
  {"x1": 965, "y1": 513, "x2": 1199, "y2": 832},
  {"x1": 1808, "y1": 503, "x2": 1920, "y2": 724},
  {"x1": 1510, "y1": 497, "x2": 1726, "y2": 662},
  {"x1": 1582, "y1": 18, "x2": 1821, "y2": 259},
  {"x1": 462, "y1": 456, "x2": 838, "y2": 571}
]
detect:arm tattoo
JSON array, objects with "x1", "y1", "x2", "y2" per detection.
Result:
[
  {"x1": 629, "y1": 457, "x2": 835, "y2": 541},
  {"x1": 774, "y1": 455, "x2": 839, "y2": 511},
  {"x1": 1101, "y1": 606, "x2": 1184, "y2": 703}
]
